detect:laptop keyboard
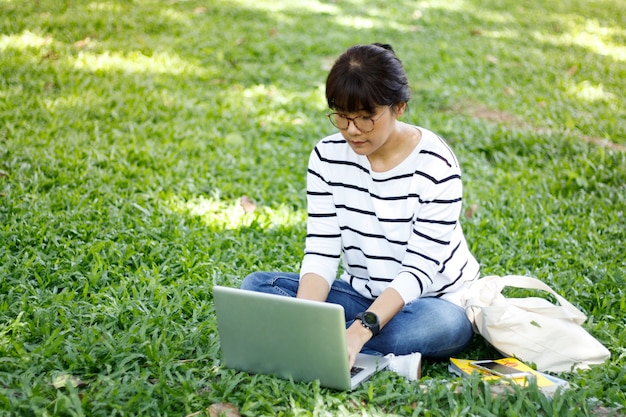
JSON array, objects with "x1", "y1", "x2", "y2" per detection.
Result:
[{"x1": 350, "y1": 366, "x2": 364, "y2": 377}]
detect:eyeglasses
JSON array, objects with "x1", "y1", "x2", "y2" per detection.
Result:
[{"x1": 327, "y1": 105, "x2": 392, "y2": 133}]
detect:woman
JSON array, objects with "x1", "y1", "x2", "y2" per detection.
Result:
[{"x1": 241, "y1": 43, "x2": 479, "y2": 380}]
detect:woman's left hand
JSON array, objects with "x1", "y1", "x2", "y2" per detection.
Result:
[
  {"x1": 346, "y1": 321, "x2": 374, "y2": 368},
  {"x1": 345, "y1": 288, "x2": 405, "y2": 367}
]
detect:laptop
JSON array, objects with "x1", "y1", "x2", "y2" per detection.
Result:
[{"x1": 213, "y1": 285, "x2": 389, "y2": 390}]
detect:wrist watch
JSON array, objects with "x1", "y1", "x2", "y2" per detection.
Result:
[{"x1": 355, "y1": 311, "x2": 380, "y2": 337}]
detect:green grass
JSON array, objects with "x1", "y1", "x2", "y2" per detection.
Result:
[{"x1": 1, "y1": 0, "x2": 625, "y2": 415}]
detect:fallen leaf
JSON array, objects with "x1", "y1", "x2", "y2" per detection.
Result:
[
  {"x1": 503, "y1": 87, "x2": 515, "y2": 96},
  {"x1": 74, "y1": 37, "x2": 93, "y2": 49},
  {"x1": 208, "y1": 403, "x2": 240, "y2": 417},
  {"x1": 470, "y1": 28, "x2": 482, "y2": 36},
  {"x1": 194, "y1": 6, "x2": 207, "y2": 14},
  {"x1": 566, "y1": 65, "x2": 578, "y2": 76},
  {"x1": 464, "y1": 204, "x2": 478, "y2": 218},
  {"x1": 486, "y1": 55, "x2": 498, "y2": 64},
  {"x1": 240, "y1": 196, "x2": 256, "y2": 213},
  {"x1": 51, "y1": 374, "x2": 86, "y2": 389},
  {"x1": 41, "y1": 50, "x2": 59, "y2": 61}
]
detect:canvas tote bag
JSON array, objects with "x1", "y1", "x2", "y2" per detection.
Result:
[{"x1": 462, "y1": 275, "x2": 610, "y2": 372}]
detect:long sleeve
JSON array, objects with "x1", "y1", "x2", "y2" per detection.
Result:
[
  {"x1": 299, "y1": 142, "x2": 343, "y2": 287},
  {"x1": 300, "y1": 129, "x2": 479, "y2": 306}
]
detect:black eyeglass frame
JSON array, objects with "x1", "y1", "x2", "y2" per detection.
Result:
[{"x1": 326, "y1": 105, "x2": 393, "y2": 133}]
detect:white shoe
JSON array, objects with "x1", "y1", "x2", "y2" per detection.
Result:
[{"x1": 385, "y1": 352, "x2": 422, "y2": 381}]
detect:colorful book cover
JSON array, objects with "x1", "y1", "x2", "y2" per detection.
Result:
[{"x1": 448, "y1": 357, "x2": 567, "y2": 390}]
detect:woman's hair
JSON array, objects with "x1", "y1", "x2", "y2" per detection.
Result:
[{"x1": 325, "y1": 43, "x2": 411, "y2": 113}]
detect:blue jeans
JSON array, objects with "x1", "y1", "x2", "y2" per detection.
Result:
[{"x1": 240, "y1": 272, "x2": 474, "y2": 359}]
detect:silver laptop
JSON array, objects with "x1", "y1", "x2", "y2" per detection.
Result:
[{"x1": 213, "y1": 285, "x2": 389, "y2": 390}]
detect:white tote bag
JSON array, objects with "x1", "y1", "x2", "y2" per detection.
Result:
[{"x1": 462, "y1": 275, "x2": 611, "y2": 372}]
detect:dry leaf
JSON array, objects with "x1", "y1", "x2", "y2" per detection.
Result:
[
  {"x1": 41, "y1": 50, "x2": 59, "y2": 61},
  {"x1": 464, "y1": 204, "x2": 478, "y2": 218},
  {"x1": 51, "y1": 374, "x2": 86, "y2": 389},
  {"x1": 566, "y1": 65, "x2": 578, "y2": 76},
  {"x1": 208, "y1": 403, "x2": 240, "y2": 417},
  {"x1": 74, "y1": 37, "x2": 92, "y2": 49},
  {"x1": 240, "y1": 196, "x2": 256, "y2": 213},
  {"x1": 486, "y1": 55, "x2": 499, "y2": 64},
  {"x1": 503, "y1": 87, "x2": 516, "y2": 96}
]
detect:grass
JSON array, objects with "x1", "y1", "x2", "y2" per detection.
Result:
[{"x1": 0, "y1": 0, "x2": 624, "y2": 415}]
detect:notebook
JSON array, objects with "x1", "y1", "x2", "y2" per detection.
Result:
[{"x1": 213, "y1": 285, "x2": 389, "y2": 390}]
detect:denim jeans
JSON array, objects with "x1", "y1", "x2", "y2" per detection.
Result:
[{"x1": 240, "y1": 271, "x2": 474, "y2": 359}]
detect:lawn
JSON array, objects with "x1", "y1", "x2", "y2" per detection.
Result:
[{"x1": 0, "y1": 0, "x2": 625, "y2": 415}]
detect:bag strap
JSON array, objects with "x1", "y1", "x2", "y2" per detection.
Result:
[{"x1": 496, "y1": 275, "x2": 587, "y2": 323}]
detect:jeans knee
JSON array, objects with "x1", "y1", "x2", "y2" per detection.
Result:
[
  {"x1": 240, "y1": 271, "x2": 267, "y2": 291},
  {"x1": 239, "y1": 271, "x2": 300, "y2": 297}
]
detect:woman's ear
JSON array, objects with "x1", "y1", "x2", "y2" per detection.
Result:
[{"x1": 393, "y1": 102, "x2": 407, "y2": 118}]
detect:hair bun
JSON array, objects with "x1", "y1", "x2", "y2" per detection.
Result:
[{"x1": 372, "y1": 43, "x2": 395, "y2": 53}]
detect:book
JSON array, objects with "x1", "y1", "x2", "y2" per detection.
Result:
[{"x1": 449, "y1": 357, "x2": 569, "y2": 396}]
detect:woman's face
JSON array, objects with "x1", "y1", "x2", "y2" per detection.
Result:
[{"x1": 336, "y1": 104, "x2": 404, "y2": 158}]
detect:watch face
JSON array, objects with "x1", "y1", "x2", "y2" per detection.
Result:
[{"x1": 363, "y1": 312, "x2": 378, "y2": 325}]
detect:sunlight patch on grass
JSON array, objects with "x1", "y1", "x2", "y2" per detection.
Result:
[
  {"x1": 224, "y1": 0, "x2": 339, "y2": 14},
  {"x1": 334, "y1": 16, "x2": 377, "y2": 29},
  {"x1": 223, "y1": 82, "x2": 326, "y2": 130},
  {"x1": 475, "y1": 28, "x2": 520, "y2": 40},
  {"x1": 572, "y1": 19, "x2": 626, "y2": 61},
  {"x1": 71, "y1": 50, "x2": 205, "y2": 75},
  {"x1": 242, "y1": 84, "x2": 290, "y2": 105},
  {"x1": 0, "y1": 31, "x2": 52, "y2": 50},
  {"x1": 159, "y1": 7, "x2": 191, "y2": 24},
  {"x1": 87, "y1": 1, "x2": 123, "y2": 12},
  {"x1": 567, "y1": 80, "x2": 616, "y2": 103},
  {"x1": 535, "y1": 19, "x2": 626, "y2": 62},
  {"x1": 420, "y1": 0, "x2": 467, "y2": 11},
  {"x1": 167, "y1": 195, "x2": 306, "y2": 230}
]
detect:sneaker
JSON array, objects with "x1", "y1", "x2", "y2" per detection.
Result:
[{"x1": 385, "y1": 352, "x2": 422, "y2": 381}]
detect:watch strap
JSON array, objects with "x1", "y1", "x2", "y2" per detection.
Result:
[{"x1": 355, "y1": 311, "x2": 380, "y2": 337}]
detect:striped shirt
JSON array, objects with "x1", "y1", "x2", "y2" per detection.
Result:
[{"x1": 299, "y1": 127, "x2": 479, "y2": 306}]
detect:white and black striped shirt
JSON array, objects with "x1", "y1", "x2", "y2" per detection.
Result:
[{"x1": 299, "y1": 127, "x2": 479, "y2": 306}]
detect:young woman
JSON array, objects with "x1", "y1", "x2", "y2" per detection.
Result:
[{"x1": 241, "y1": 43, "x2": 479, "y2": 380}]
